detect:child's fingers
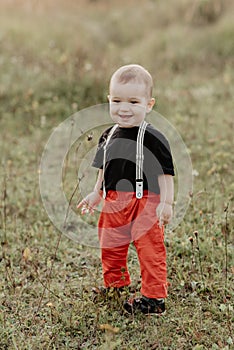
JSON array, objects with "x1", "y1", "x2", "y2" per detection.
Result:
[
  {"x1": 81, "y1": 206, "x2": 90, "y2": 215},
  {"x1": 81, "y1": 205, "x2": 94, "y2": 215},
  {"x1": 159, "y1": 213, "x2": 171, "y2": 227},
  {"x1": 78, "y1": 198, "x2": 95, "y2": 215},
  {"x1": 77, "y1": 199, "x2": 88, "y2": 209},
  {"x1": 158, "y1": 216, "x2": 163, "y2": 228}
]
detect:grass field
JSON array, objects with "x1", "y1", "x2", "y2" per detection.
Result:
[{"x1": 0, "y1": 0, "x2": 233, "y2": 349}]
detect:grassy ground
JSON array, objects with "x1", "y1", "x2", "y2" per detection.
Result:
[{"x1": 0, "y1": 0, "x2": 233, "y2": 349}]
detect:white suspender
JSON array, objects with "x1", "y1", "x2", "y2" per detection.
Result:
[
  {"x1": 102, "y1": 121, "x2": 148, "y2": 199},
  {"x1": 136, "y1": 120, "x2": 148, "y2": 199},
  {"x1": 102, "y1": 124, "x2": 118, "y2": 199}
]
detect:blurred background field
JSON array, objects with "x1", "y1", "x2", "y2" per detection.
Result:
[{"x1": 0, "y1": 0, "x2": 233, "y2": 349}]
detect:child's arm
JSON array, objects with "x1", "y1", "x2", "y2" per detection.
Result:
[
  {"x1": 77, "y1": 169, "x2": 103, "y2": 214},
  {"x1": 156, "y1": 174, "x2": 174, "y2": 227}
]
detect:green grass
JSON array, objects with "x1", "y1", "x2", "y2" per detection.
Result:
[{"x1": 0, "y1": 0, "x2": 233, "y2": 349}]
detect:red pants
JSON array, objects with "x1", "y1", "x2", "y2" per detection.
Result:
[{"x1": 98, "y1": 190, "x2": 168, "y2": 299}]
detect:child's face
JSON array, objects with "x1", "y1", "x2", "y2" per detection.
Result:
[{"x1": 108, "y1": 80, "x2": 155, "y2": 128}]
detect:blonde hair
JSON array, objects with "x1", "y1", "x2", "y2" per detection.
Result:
[{"x1": 110, "y1": 64, "x2": 153, "y2": 98}]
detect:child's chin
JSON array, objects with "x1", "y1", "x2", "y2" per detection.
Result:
[
  {"x1": 118, "y1": 123, "x2": 135, "y2": 128},
  {"x1": 117, "y1": 119, "x2": 138, "y2": 128}
]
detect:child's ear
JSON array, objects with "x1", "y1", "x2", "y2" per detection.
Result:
[
  {"x1": 107, "y1": 94, "x2": 110, "y2": 102},
  {"x1": 147, "y1": 98, "x2": 155, "y2": 112}
]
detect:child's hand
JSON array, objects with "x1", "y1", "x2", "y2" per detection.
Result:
[
  {"x1": 77, "y1": 191, "x2": 102, "y2": 215},
  {"x1": 156, "y1": 202, "x2": 173, "y2": 228}
]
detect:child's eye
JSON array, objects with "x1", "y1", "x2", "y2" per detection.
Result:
[
  {"x1": 112, "y1": 99, "x2": 120, "y2": 103},
  {"x1": 130, "y1": 100, "x2": 139, "y2": 104}
]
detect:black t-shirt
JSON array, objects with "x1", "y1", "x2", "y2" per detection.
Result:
[{"x1": 92, "y1": 124, "x2": 174, "y2": 194}]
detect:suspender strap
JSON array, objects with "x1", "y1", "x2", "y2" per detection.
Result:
[
  {"x1": 136, "y1": 121, "x2": 148, "y2": 199},
  {"x1": 102, "y1": 124, "x2": 118, "y2": 199}
]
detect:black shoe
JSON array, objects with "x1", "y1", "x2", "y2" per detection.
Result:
[{"x1": 123, "y1": 296, "x2": 165, "y2": 316}]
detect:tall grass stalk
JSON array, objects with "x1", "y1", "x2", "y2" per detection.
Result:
[
  {"x1": 194, "y1": 231, "x2": 205, "y2": 289},
  {"x1": 223, "y1": 203, "x2": 229, "y2": 294},
  {"x1": 2, "y1": 171, "x2": 7, "y2": 244}
]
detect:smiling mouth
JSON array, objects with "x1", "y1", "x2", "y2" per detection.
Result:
[{"x1": 119, "y1": 115, "x2": 133, "y2": 118}]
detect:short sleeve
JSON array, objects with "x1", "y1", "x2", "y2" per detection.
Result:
[
  {"x1": 91, "y1": 127, "x2": 112, "y2": 169},
  {"x1": 146, "y1": 125, "x2": 175, "y2": 176}
]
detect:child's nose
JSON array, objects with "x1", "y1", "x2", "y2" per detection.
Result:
[{"x1": 119, "y1": 102, "x2": 130, "y2": 112}]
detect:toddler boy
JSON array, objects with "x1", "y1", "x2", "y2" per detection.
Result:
[{"x1": 77, "y1": 64, "x2": 174, "y2": 315}]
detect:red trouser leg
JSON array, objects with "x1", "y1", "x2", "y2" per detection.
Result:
[
  {"x1": 98, "y1": 191, "x2": 132, "y2": 288},
  {"x1": 134, "y1": 226, "x2": 167, "y2": 299},
  {"x1": 131, "y1": 193, "x2": 168, "y2": 298},
  {"x1": 101, "y1": 244, "x2": 131, "y2": 288}
]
